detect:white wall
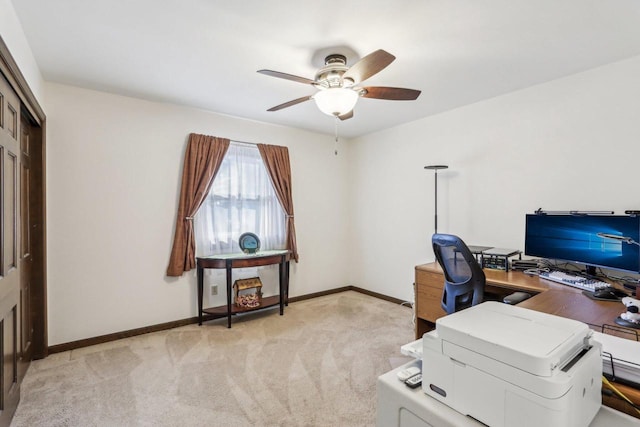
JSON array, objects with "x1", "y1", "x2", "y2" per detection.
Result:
[
  {"x1": 349, "y1": 55, "x2": 640, "y2": 303},
  {"x1": 0, "y1": 0, "x2": 44, "y2": 103},
  {"x1": 45, "y1": 83, "x2": 351, "y2": 345}
]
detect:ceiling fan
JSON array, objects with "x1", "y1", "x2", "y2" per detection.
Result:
[{"x1": 258, "y1": 49, "x2": 421, "y2": 120}]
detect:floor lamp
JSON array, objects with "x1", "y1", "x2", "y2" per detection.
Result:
[{"x1": 424, "y1": 165, "x2": 448, "y2": 234}]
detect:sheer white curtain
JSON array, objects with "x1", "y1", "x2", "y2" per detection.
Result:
[{"x1": 194, "y1": 142, "x2": 286, "y2": 256}]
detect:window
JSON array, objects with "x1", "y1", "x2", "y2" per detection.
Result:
[{"x1": 194, "y1": 142, "x2": 286, "y2": 256}]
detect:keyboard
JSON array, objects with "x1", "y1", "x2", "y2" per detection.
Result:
[{"x1": 539, "y1": 270, "x2": 611, "y2": 292}]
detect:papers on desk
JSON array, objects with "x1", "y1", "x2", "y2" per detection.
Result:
[{"x1": 592, "y1": 331, "x2": 640, "y2": 386}]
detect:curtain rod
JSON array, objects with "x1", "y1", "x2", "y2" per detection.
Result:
[{"x1": 230, "y1": 139, "x2": 257, "y2": 147}]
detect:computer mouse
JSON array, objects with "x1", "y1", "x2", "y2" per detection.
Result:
[{"x1": 593, "y1": 289, "x2": 626, "y2": 300}]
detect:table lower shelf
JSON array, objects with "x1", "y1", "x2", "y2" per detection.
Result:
[{"x1": 202, "y1": 295, "x2": 281, "y2": 317}]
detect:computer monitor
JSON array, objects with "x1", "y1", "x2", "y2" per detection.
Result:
[{"x1": 524, "y1": 214, "x2": 640, "y2": 275}]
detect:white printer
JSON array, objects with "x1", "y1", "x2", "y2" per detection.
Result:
[{"x1": 422, "y1": 301, "x2": 602, "y2": 427}]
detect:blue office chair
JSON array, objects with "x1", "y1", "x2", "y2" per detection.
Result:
[{"x1": 432, "y1": 233, "x2": 486, "y2": 314}]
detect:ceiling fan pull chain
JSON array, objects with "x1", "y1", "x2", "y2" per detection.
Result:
[{"x1": 334, "y1": 115, "x2": 339, "y2": 155}]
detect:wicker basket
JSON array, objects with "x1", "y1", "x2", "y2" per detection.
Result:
[{"x1": 233, "y1": 277, "x2": 263, "y2": 308}]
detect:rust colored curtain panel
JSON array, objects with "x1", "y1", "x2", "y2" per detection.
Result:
[
  {"x1": 257, "y1": 143, "x2": 299, "y2": 262},
  {"x1": 166, "y1": 134, "x2": 230, "y2": 276}
]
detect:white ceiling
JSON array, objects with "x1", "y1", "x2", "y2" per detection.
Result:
[{"x1": 11, "y1": 0, "x2": 640, "y2": 138}]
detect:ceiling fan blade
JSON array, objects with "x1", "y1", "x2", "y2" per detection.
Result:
[
  {"x1": 361, "y1": 86, "x2": 421, "y2": 100},
  {"x1": 257, "y1": 69, "x2": 316, "y2": 85},
  {"x1": 342, "y1": 50, "x2": 396, "y2": 84},
  {"x1": 338, "y1": 110, "x2": 353, "y2": 121},
  {"x1": 267, "y1": 95, "x2": 313, "y2": 112}
]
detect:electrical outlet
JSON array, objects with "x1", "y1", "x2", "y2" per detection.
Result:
[{"x1": 211, "y1": 285, "x2": 218, "y2": 296}]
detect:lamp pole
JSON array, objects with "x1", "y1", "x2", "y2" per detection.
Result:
[{"x1": 425, "y1": 165, "x2": 449, "y2": 234}]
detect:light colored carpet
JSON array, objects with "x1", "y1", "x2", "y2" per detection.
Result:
[{"x1": 11, "y1": 291, "x2": 414, "y2": 426}]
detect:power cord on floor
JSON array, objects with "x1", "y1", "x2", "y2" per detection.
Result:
[
  {"x1": 398, "y1": 282, "x2": 416, "y2": 330},
  {"x1": 400, "y1": 300, "x2": 415, "y2": 329}
]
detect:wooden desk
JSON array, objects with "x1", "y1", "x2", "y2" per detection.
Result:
[
  {"x1": 415, "y1": 262, "x2": 640, "y2": 418},
  {"x1": 415, "y1": 262, "x2": 628, "y2": 338},
  {"x1": 197, "y1": 250, "x2": 291, "y2": 328}
]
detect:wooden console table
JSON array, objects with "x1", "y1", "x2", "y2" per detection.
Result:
[
  {"x1": 415, "y1": 261, "x2": 640, "y2": 418},
  {"x1": 197, "y1": 250, "x2": 291, "y2": 328}
]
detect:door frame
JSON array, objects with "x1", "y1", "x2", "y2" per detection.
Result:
[{"x1": 0, "y1": 36, "x2": 47, "y2": 359}]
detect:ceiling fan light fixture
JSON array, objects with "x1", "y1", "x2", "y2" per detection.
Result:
[
  {"x1": 259, "y1": 49, "x2": 419, "y2": 121},
  {"x1": 313, "y1": 88, "x2": 359, "y2": 116}
]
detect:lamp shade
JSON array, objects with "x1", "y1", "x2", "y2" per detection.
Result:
[{"x1": 313, "y1": 88, "x2": 359, "y2": 116}]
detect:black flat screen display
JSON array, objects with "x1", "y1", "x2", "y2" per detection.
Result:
[{"x1": 525, "y1": 214, "x2": 640, "y2": 273}]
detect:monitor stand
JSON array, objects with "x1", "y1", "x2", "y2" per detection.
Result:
[{"x1": 584, "y1": 265, "x2": 597, "y2": 276}]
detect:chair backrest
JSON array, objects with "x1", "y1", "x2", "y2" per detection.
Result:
[{"x1": 432, "y1": 233, "x2": 486, "y2": 314}]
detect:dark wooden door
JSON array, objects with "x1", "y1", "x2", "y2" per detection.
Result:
[
  {"x1": 19, "y1": 115, "x2": 33, "y2": 378},
  {"x1": 0, "y1": 71, "x2": 22, "y2": 425}
]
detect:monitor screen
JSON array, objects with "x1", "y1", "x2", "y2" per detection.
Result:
[{"x1": 524, "y1": 214, "x2": 640, "y2": 274}]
